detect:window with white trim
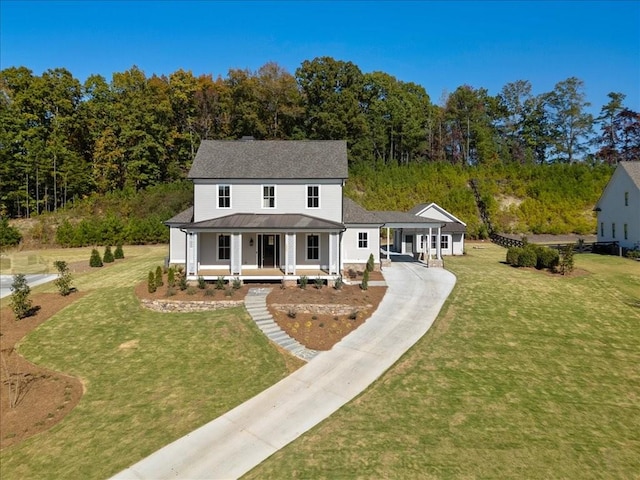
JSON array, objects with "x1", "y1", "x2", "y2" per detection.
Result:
[
  {"x1": 431, "y1": 235, "x2": 437, "y2": 249},
  {"x1": 307, "y1": 185, "x2": 320, "y2": 208},
  {"x1": 307, "y1": 234, "x2": 319, "y2": 260},
  {"x1": 218, "y1": 185, "x2": 231, "y2": 208},
  {"x1": 358, "y1": 232, "x2": 368, "y2": 249},
  {"x1": 262, "y1": 185, "x2": 275, "y2": 208},
  {"x1": 218, "y1": 234, "x2": 230, "y2": 260},
  {"x1": 441, "y1": 235, "x2": 449, "y2": 250}
]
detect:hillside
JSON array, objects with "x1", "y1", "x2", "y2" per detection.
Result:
[
  {"x1": 346, "y1": 162, "x2": 613, "y2": 238},
  {"x1": 6, "y1": 163, "x2": 613, "y2": 248}
]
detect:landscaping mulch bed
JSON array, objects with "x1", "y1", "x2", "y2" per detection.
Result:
[
  {"x1": 135, "y1": 270, "x2": 387, "y2": 352},
  {"x1": 1, "y1": 268, "x2": 386, "y2": 450},
  {"x1": 0, "y1": 291, "x2": 85, "y2": 450}
]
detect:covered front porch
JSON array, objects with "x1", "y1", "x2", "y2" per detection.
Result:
[{"x1": 180, "y1": 212, "x2": 344, "y2": 280}]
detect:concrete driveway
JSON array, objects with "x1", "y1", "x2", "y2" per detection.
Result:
[
  {"x1": 113, "y1": 259, "x2": 456, "y2": 480},
  {"x1": 0, "y1": 274, "x2": 59, "y2": 300}
]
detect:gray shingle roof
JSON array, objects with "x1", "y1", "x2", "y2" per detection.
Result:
[
  {"x1": 343, "y1": 198, "x2": 384, "y2": 225},
  {"x1": 180, "y1": 213, "x2": 344, "y2": 231},
  {"x1": 373, "y1": 210, "x2": 441, "y2": 225},
  {"x1": 188, "y1": 140, "x2": 348, "y2": 179},
  {"x1": 164, "y1": 206, "x2": 193, "y2": 225},
  {"x1": 620, "y1": 161, "x2": 640, "y2": 189}
]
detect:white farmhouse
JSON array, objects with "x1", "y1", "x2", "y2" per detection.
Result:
[
  {"x1": 166, "y1": 139, "x2": 459, "y2": 280},
  {"x1": 595, "y1": 161, "x2": 640, "y2": 250}
]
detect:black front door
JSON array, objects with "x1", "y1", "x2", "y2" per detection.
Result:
[{"x1": 258, "y1": 234, "x2": 280, "y2": 268}]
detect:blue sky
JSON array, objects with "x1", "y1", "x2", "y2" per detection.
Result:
[{"x1": 1, "y1": 0, "x2": 639, "y2": 113}]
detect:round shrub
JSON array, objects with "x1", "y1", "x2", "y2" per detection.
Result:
[
  {"x1": 517, "y1": 246, "x2": 537, "y2": 268},
  {"x1": 506, "y1": 247, "x2": 522, "y2": 266},
  {"x1": 537, "y1": 247, "x2": 560, "y2": 270}
]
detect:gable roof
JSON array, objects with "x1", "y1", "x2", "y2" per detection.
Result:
[
  {"x1": 595, "y1": 161, "x2": 640, "y2": 210},
  {"x1": 620, "y1": 161, "x2": 640, "y2": 189},
  {"x1": 407, "y1": 202, "x2": 467, "y2": 226},
  {"x1": 188, "y1": 140, "x2": 348, "y2": 180},
  {"x1": 343, "y1": 198, "x2": 384, "y2": 225}
]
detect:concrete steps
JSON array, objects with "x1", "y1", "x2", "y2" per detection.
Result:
[{"x1": 244, "y1": 287, "x2": 319, "y2": 362}]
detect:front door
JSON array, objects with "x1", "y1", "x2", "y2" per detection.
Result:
[
  {"x1": 258, "y1": 234, "x2": 280, "y2": 268},
  {"x1": 405, "y1": 234, "x2": 414, "y2": 254}
]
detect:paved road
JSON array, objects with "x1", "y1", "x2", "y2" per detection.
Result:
[
  {"x1": 0, "y1": 274, "x2": 59, "y2": 300},
  {"x1": 113, "y1": 259, "x2": 456, "y2": 480}
]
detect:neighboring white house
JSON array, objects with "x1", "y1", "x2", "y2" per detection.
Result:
[{"x1": 595, "y1": 161, "x2": 640, "y2": 250}]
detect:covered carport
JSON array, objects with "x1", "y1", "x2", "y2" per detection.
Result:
[{"x1": 373, "y1": 211, "x2": 445, "y2": 267}]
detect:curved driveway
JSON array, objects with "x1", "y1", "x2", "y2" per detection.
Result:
[{"x1": 113, "y1": 259, "x2": 456, "y2": 480}]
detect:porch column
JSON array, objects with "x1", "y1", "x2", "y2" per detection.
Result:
[
  {"x1": 230, "y1": 233, "x2": 242, "y2": 275},
  {"x1": 436, "y1": 226, "x2": 442, "y2": 260},
  {"x1": 285, "y1": 233, "x2": 296, "y2": 275},
  {"x1": 187, "y1": 232, "x2": 197, "y2": 276},
  {"x1": 386, "y1": 227, "x2": 390, "y2": 260},
  {"x1": 329, "y1": 232, "x2": 339, "y2": 275},
  {"x1": 427, "y1": 227, "x2": 432, "y2": 260}
]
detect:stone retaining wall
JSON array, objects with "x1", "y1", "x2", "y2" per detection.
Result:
[
  {"x1": 271, "y1": 303, "x2": 372, "y2": 316},
  {"x1": 141, "y1": 298, "x2": 244, "y2": 313}
]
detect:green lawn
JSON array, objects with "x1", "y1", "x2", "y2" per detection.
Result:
[
  {"x1": 0, "y1": 246, "x2": 297, "y2": 479},
  {"x1": 246, "y1": 244, "x2": 640, "y2": 479}
]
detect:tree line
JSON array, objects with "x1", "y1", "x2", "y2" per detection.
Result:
[{"x1": 1, "y1": 56, "x2": 638, "y2": 218}]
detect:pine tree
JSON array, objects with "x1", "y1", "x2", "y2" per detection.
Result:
[
  {"x1": 114, "y1": 244, "x2": 124, "y2": 259},
  {"x1": 90, "y1": 248, "x2": 103, "y2": 267},
  {"x1": 103, "y1": 245, "x2": 115, "y2": 263}
]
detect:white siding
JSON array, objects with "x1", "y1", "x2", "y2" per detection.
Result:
[
  {"x1": 194, "y1": 179, "x2": 343, "y2": 222},
  {"x1": 342, "y1": 227, "x2": 380, "y2": 265},
  {"x1": 169, "y1": 227, "x2": 187, "y2": 264},
  {"x1": 597, "y1": 167, "x2": 640, "y2": 249}
]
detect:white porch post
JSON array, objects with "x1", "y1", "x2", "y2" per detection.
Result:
[
  {"x1": 187, "y1": 232, "x2": 196, "y2": 276},
  {"x1": 427, "y1": 227, "x2": 432, "y2": 260},
  {"x1": 329, "y1": 232, "x2": 339, "y2": 275},
  {"x1": 285, "y1": 233, "x2": 296, "y2": 275},
  {"x1": 230, "y1": 233, "x2": 242, "y2": 275},
  {"x1": 386, "y1": 227, "x2": 390, "y2": 260},
  {"x1": 436, "y1": 226, "x2": 442, "y2": 260}
]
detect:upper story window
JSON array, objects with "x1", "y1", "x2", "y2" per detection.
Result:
[
  {"x1": 612, "y1": 223, "x2": 616, "y2": 239},
  {"x1": 218, "y1": 185, "x2": 231, "y2": 208},
  {"x1": 262, "y1": 185, "x2": 275, "y2": 208},
  {"x1": 625, "y1": 191, "x2": 629, "y2": 206},
  {"x1": 307, "y1": 234, "x2": 319, "y2": 260},
  {"x1": 600, "y1": 222, "x2": 604, "y2": 237},
  {"x1": 307, "y1": 185, "x2": 320, "y2": 209},
  {"x1": 624, "y1": 223, "x2": 628, "y2": 240},
  {"x1": 358, "y1": 232, "x2": 368, "y2": 249}
]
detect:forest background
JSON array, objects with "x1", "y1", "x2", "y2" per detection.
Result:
[{"x1": 1, "y1": 57, "x2": 638, "y2": 245}]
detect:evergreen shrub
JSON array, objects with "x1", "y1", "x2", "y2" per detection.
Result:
[
  {"x1": 103, "y1": 245, "x2": 115, "y2": 263},
  {"x1": 147, "y1": 271, "x2": 156, "y2": 293},
  {"x1": 155, "y1": 266, "x2": 164, "y2": 287},
  {"x1": 167, "y1": 267, "x2": 175, "y2": 287},
  {"x1": 366, "y1": 253, "x2": 375, "y2": 272},
  {"x1": 90, "y1": 249, "x2": 103, "y2": 267},
  {"x1": 537, "y1": 247, "x2": 560, "y2": 270},
  {"x1": 361, "y1": 269, "x2": 369, "y2": 290},
  {"x1": 506, "y1": 247, "x2": 521, "y2": 266},
  {"x1": 114, "y1": 244, "x2": 124, "y2": 259},
  {"x1": 299, "y1": 275, "x2": 308, "y2": 289},
  {"x1": 197, "y1": 276, "x2": 206, "y2": 289},
  {"x1": 517, "y1": 246, "x2": 537, "y2": 268},
  {"x1": 215, "y1": 276, "x2": 225, "y2": 290},
  {"x1": 0, "y1": 218, "x2": 21, "y2": 249}
]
